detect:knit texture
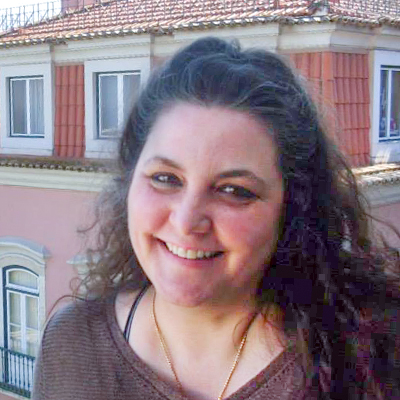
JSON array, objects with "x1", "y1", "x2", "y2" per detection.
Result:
[{"x1": 31, "y1": 295, "x2": 376, "y2": 400}]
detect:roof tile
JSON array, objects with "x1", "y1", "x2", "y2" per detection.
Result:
[{"x1": 0, "y1": 0, "x2": 398, "y2": 47}]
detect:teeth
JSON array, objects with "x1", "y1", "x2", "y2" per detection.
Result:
[
  {"x1": 196, "y1": 250, "x2": 204, "y2": 258},
  {"x1": 165, "y1": 242, "x2": 219, "y2": 260}
]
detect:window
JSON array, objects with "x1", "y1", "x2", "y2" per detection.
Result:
[
  {"x1": 85, "y1": 57, "x2": 150, "y2": 158},
  {"x1": 0, "y1": 237, "x2": 48, "y2": 397},
  {"x1": 4, "y1": 268, "x2": 39, "y2": 358},
  {"x1": 372, "y1": 50, "x2": 400, "y2": 163},
  {"x1": 379, "y1": 68, "x2": 400, "y2": 140},
  {"x1": 97, "y1": 71, "x2": 140, "y2": 138},
  {"x1": 0, "y1": 63, "x2": 53, "y2": 156},
  {"x1": 10, "y1": 76, "x2": 44, "y2": 138}
]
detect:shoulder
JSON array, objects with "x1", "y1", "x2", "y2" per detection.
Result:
[{"x1": 41, "y1": 296, "x2": 113, "y2": 352}]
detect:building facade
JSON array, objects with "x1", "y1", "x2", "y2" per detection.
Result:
[{"x1": 0, "y1": 0, "x2": 400, "y2": 397}]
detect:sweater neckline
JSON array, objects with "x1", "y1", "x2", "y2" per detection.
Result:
[{"x1": 105, "y1": 290, "x2": 301, "y2": 400}]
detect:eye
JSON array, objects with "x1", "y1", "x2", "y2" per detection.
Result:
[
  {"x1": 150, "y1": 173, "x2": 182, "y2": 188},
  {"x1": 218, "y1": 184, "x2": 258, "y2": 201}
]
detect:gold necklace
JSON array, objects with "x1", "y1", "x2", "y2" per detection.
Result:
[{"x1": 151, "y1": 292, "x2": 251, "y2": 400}]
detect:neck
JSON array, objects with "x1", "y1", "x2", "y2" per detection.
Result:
[
  {"x1": 126, "y1": 286, "x2": 286, "y2": 400},
  {"x1": 152, "y1": 288, "x2": 259, "y2": 352}
]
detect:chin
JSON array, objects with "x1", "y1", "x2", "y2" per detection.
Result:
[{"x1": 154, "y1": 283, "x2": 215, "y2": 308}]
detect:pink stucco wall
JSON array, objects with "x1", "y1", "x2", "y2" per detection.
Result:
[
  {"x1": 0, "y1": 185, "x2": 96, "y2": 311},
  {"x1": 0, "y1": 391, "x2": 18, "y2": 400},
  {"x1": 371, "y1": 202, "x2": 400, "y2": 249}
]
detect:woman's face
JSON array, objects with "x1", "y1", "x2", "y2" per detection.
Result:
[{"x1": 127, "y1": 102, "x2": 284, "y2": 308}]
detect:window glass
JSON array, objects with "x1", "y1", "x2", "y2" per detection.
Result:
[
  {"x1": 9, "y1": 292, "x2": 22, "y2": 353},
  {"x1": 6, "y1": 269, "x2": 40, "y2": 357},
  {"x1": 9, "y1": 292, "x2": 21, "y2": 325},
  {"x1": 123, "y1": 73, "x2": 140, "y2": 124},
  {"x1": 9, "y1": 270, "x2": 38, "y2": 290},
  {"x1": 380, "y1": 69, "x2": 388, "y2": 138},
  {"x1": 390, "y1": 71, "x2": 400, "y2": 137},
  {"x1": 11, "y1": 79, "x2": 27, "y2": 135},
  {"x1": 26, "y1": 296, "x2": 39, "y2": 357},
  {"x1": 99, "y1": 74, "x2": 118, "y2": 137},
  {"x1": 9, "y1": 325, "x2": 22, "y2": 353},
  {"x1": 10, "y1": 77, "x2": 44, "y2": 137},
  {"x1": 29, "y1": 78, "x2": 44, "y2": 136},
  {"x1": 26, "y1": 296, "x2": 38, "y2": 330}
]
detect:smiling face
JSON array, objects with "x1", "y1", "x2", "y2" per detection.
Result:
[{"x1": 127, "y1": 102, "x2": 284, "y2": 308}]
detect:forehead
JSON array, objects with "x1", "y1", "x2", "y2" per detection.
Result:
[{"x1": 137, "y1": 102, "x2": 280, "y2": 176}]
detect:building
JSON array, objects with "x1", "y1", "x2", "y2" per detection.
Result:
[{"x1": 0, "y1": 0, "x2": 400, "y2": 397}]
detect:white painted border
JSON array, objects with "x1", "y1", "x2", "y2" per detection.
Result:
[
  {"x1": 84, "y1": 56, "x2": 150, "y2": 158},
  {"x1": 371, "y1": 50, "x2": 400, "y2": 163},
  {"x1": 0, "y1": 63, "x2": 54, "y2": 156},
  {"x1": 0, "y1": 167, "x2": 111, "y2": 192}
]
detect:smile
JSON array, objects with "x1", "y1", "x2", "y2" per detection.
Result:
[{"x1": 165, "y1": 242, "x2": 222, "y2": 260}]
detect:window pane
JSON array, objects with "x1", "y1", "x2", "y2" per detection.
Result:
[
  {"x1": 29, "y1": 78, "x2": 44, "y2": 136},
  {"x1": 390, "y1": 71, "x2": 400, "y2": 137},
  {"x1": 99, "y1": 75, "x2": 118, "y2": 137},
  {"x1": 123, "y1": 73, "x2": 140, "y2": 123},
  {"x1": 9, "y1": 292, "x2": 21, "y2": 325},
  {"x1": 26, "y1": 296, "x2": 38, "y2": 330},
  {"x1": 26, "y1": 328, "x2": 39, "y2": 357},
  {"x1": 9, "y1": 325, "x2": 22, "y2": 353},
  {"x1": 9, "y1": 270, "x2": 38, "y2": 290},
  {"x1": 11, "y1": 80, "x2": 27, "y2": 135}
]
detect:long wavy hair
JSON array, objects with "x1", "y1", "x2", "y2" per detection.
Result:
[{"x1": 80, "y1": 37, "x2": 400, "y2": 398}]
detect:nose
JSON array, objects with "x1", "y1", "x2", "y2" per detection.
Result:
[{"x1": 169, "y1": 190, "x2": 211, "y2": 235}]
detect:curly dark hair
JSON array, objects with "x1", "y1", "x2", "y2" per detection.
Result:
[{"x1": 80, "y1": 37, "x2": 400, "y2": 398}]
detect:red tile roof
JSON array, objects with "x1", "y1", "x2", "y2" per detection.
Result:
[{"x1": 0, "y1": 0, "x2": 399, "y2": 47}]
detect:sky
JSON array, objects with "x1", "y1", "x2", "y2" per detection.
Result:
[{"x1": 0, "y1": 0, "x2": 61, "y2": 10}]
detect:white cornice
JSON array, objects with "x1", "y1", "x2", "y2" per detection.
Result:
[
  {"x1": 154, "y1": 25, "x2": 280, "y2": 57},
  {"x1": 0, "y1": 43, "x2": 52, "y2": 66},
  {"x1": 363, "y1": 180, "x2": 400, "y2": 208},
  {"x1": 0, "y1": 167, "x2": 111, "y2": 192},
  {"x1": 53, "y1": 35, "x2": 152, "y2": 63}
]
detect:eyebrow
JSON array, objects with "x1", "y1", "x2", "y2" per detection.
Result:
[
  {"x1": 145, "y1": 156, "x2": 268, "y2": 186},
  {"x1": 217, "y1": 170, "x2": 267, "y2": 187},
  {"x1": 145, "y1": 156, "x2": 183, "y2": 170}
]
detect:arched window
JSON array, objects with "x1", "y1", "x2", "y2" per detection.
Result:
[
  {"x1": 0, "y1": 237, "x2": 48, "y2": 397},
  {"x1": 4, "y1": 267, "x2": 40, "y2": 357}
]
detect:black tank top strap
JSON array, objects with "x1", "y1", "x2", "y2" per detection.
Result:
[{"x1": 123, "y1": 286, "x2": 148, "y2": 341}]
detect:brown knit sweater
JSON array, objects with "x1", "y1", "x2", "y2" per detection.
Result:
[{"x1": 31, "y1": 296, "x2": 374, "y2": 400}]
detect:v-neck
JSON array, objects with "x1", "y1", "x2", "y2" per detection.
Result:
[{"x1": 106, "y1": 291, "x2": 303, "y2": 400}]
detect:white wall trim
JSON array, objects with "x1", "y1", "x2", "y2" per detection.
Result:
[
  {"x1": 0, "y1": 63, "x2": 54, "y2": 156},
  {"x1": 0, "y1": 167, "x2": 111, "y2": 192},
  {"x1": 84, "y1": 56, "x2": 150, "y2": 159},
  {"x1": 363, "y1": 181, "x2": 400, "y2": 208},
  {"x1": 53, "y1": 35, "x2": 151, "y2": 64}
]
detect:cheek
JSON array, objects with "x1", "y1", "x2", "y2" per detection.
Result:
[
  {"x1": 127, "y1": 181, "x2": 167, "y2": 240},
  {"x1": 218, "y1": 204, "x2": 282, "y2": 255}
]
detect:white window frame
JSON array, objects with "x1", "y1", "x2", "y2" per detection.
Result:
[
  {"x1": 372, "y1": 50, "x2": 400, "y2": 163},
  {"x1": 0, "y1": 237, "x2": 48, "y2": 351},
  {"x1": 9, "y1": 76, "x2": 45, "y2": 138},
  {"x1": 4, "y1": 267, "x2": 40, "y2": 356},
  {"x1": 378, "y1": 67, "x2": 400, "y2": 140},
  {"x1": 97, "y1": 71, "x2": 140, "y2": 139},
  {"x1": 85, "y1": 57, "x2": 150, "y2": 159},
  {"x1": 0, "y1": 64, "x2": 53, "y2": 156}
]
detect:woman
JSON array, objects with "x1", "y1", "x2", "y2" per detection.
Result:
[{"x1": 33, "y1": 37, "x2": 400, "y2": 400}]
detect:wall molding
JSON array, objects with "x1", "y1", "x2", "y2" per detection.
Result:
[
  {"x1": 0, "y1": 167, "x2": 110, "y2": 192},
  {"x1": 363, "y1": 180, "x2": 400, "y2": 207}
]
